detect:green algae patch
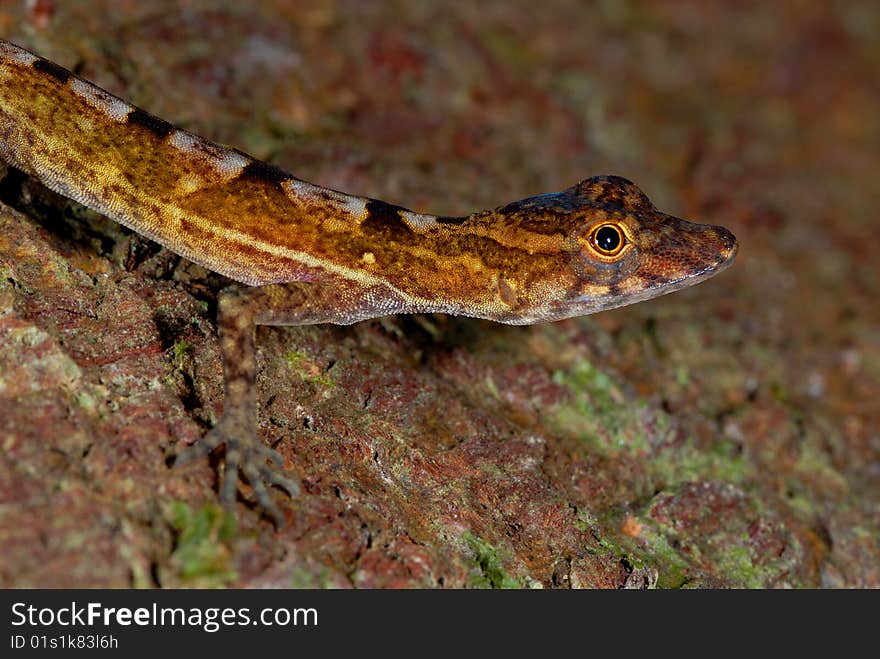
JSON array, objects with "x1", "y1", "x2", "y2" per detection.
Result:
[
  {"x1": 550, "y1": 361, "x2": 653, "y2": 457},
  {"x1": 587, "y1": 507, "x2": 691, "y2": 589},
  {"x1": 170, "y1": 339, "x2": 190, "y2": 372},
  {"x1": 640, "y1": 484, "x2": 803, "y2": 587},
  {"x1": 0, "y1": 264, "x2": 17, "y2": 291},
  {"x1": 166, "y1": 502, "x2": 238, "y2": 586},
  {"x1": 288, "y1": 563, "x2": 339, "y2": 589},
  {"x1": 74, "y1": 388, "x2": 99, "y2": 410},
  {"x1": 713, "y1": 542, "x2": 768, "y2": 589},
  {"x1": 649, "y1": 439, "x2": 752, "y2": 488},
  {"x1": 463, "y1": 532, "x2": 521, "y2": 589},
  {"x1": 588, "y1": 479, "x2": 807, "y2": 588},
  {"x1": 604, "y1": 528, "x2": 691, "y2": 589},
  {"x1": 792, "y1": 442, "x2": 849, "y2": 492},
  {"x1": 285, "y1": 349, "x2": 335, "y2": 388}
]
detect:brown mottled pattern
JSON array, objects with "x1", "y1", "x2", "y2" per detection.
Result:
[{"x1": 0, "y1": 39, "x2": 736, "y2": 324}]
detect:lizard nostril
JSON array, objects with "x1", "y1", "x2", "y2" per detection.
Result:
[{"x1": 714, "y1": 226, "x2": 737, "y2": 255}]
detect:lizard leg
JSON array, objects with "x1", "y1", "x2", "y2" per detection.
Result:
[
  {"x1": 177, "y1": 279, "x2": 411, "y2": 521},
  {"x1": 176, "y1": 284, "x2": 298, "y2": 521}
]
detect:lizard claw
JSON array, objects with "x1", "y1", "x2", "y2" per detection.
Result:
[{"x1": 175, "y1": 414, "x2": 300, "y2": 523}]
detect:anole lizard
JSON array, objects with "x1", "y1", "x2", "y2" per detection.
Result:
[{"x1": 0, "y1": 39, "x2": 737, "y2": 519}]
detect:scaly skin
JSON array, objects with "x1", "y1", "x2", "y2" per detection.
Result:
[{"x1": 0, "y1": 39, "x2": 737, "y2": 520}]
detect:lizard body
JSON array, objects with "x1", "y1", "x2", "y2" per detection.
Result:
[{"x1": 0, "y1": 39, "x2": 737, "y2": 518}]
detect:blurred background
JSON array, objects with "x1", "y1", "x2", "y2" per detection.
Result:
[{"x1": 0, "y1": 0, "x2": 877, "y2": 587}]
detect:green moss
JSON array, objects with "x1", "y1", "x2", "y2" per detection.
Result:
[
  {"x1": 463, "y1": 532, "x2": 521, "y2": 589},
  {"x1": 0, "y1": 264, "x2": 31, "y2": 295},
  {"x1": 596, "y1": 526, "x2": 690, "y2": 589},
  {"x1": 74, "y1": 389, "x2": 98, "y2": 410},
  {"x1": 170, "y1": 340, "x2": 190, "y2": 372},
  {"x1": 650, "y1": 440, "x2": 751, "y2": 487},
  {"x1": 711, "y1": 527, "x2": 801, "y2": 588},
  {"x1": 285, "y1": 349, "x2": 335, "y2": 388},
  {"x1": 0, "y1": 264, "x2": 13, "y2": 284},
  {"x1": 633, "y1": 528, "x2": 693, "y2": 588},
  {"x1": 675, "y1": 365, "x2": 691, "y2": 387},
  {"x1": 573, "y1": 507, "x2": 597, "y2": 533},
  {"x1": 714, "y1": 543, "x2": 765, "y2": 588},
  {"x1": 602, "y1": 499, "x2": 802, "y2": 588},
  {"x1": 166, "y1": 502, "x2": 238, "y2": 586},
  {"x1": 288, "y1": 564, "x2": 338, "y2": 589},
  {"x1": 481, "y1": 27, "x2": 534, "y2": 68},
  {"x1": 793, "y1": 442, "x2": 848, "y2": 491},
  {"x1": 550, "y1": 360, "x2": 651, "y2": 456},
  {"x1": 484, "y1": 374, "x2": 500, "y2": 399},
  {"x1": 769, "y1": 381, "x2": 789, "y2": 403},
  {"x1": 556, "y1": 359, "x2": 751, "y2": 489}
]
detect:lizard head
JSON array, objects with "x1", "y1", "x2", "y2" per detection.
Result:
[{"x1": 487, "y1": 176, "x2": 737, "y2": 323}]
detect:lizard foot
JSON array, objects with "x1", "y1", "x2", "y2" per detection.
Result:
[{"x1": 176, "y1": 414, "x2": 300, "y2": 523}]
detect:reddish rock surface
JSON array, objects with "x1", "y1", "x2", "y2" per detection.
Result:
[{"x1": 0, "y1": 1, "x2": 877, "y2": 587}]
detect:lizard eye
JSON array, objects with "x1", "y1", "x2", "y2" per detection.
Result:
[
  {"x1": 588, "y1": 223, "x2": 627, "y2": 257},
  {"x1": 571, "y1": 220, "x2": 636, "y2": 279}
]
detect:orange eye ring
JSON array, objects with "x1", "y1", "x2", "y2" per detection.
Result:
[{"x1": 588, "y1": 223, "x2": 627, "y2": 257}]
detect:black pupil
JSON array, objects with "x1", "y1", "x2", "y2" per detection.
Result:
[{"x1": 595, "y1": 226, "x2": 621, "y2": 252}]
